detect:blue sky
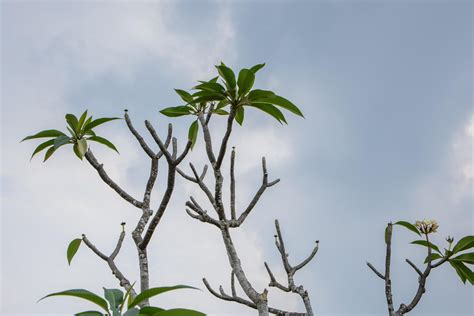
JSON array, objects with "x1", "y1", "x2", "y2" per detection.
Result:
[{"x1": 1, "y1": 1, "x2": 473, "y2": 315}]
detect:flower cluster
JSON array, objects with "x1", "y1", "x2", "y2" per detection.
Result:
[{"x1": 415, "y1": 220, "x2": 439, "y2": 234}]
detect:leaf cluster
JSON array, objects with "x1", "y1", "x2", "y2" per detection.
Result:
[
  {"x1": 22, "y1": 110, "x2": 120, "y2": 161},
  {"x1": 394, "y1": 221, "x2": 474, "y2": 285},
  {"x1": 160, "y1": 62, "x2": 304, "y2": 148},
  {"x1": 39, "y1": 286, "x2": 205, "y2": 316}
]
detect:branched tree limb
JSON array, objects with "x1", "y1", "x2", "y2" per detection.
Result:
[
  {"x1": 367, "y1": 223, "x2": 451, "y2": 316},
  {"x1": 82, "y1": 224, "x2": 137, "y2": 298}
]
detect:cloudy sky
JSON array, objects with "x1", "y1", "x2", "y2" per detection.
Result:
[{"x1": 1, "y1": 1, "x2": 472, "y2": 315}]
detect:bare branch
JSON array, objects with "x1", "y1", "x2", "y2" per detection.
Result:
[
  {"x1": 230, "y1": 147, "x2": 236, "y2": 220},
  {"x1": 367, "y1": 262, "x2": 385, "y2": 280},
  {"x1": 145, "y1": 120, "x2": 173, "y2": 162},
  {"x1": 215, "y1": 107, "x2": 236, "y2": 170},
  {"x1": 198, "y1": 114, "x2": 216, "y2": 165},
  {"x1": 264, "y1": 262, "x2": 290, "y2": 292},
  {"x1": 405, "y1": 259, "x2": 422, "y2": 277},
  {"x1": 235, "y1": 157, "x2": 280, "y2": 226},
  {"x1": 85, "y1": 150, "x2": 143, "y2": 209},
  {"x1": 110, "y1": 229, "x2": 125, "y2": 260},
  {"x1": 81, "y1": 227, "x2": 136, "y2": 298},
  {"x1": 294, "y1": 241, "x2": 319, "y2": 272},
  {"x1": 205, "y1": 103, "x2": 215, "y2": 125},
  {"x1": 124, "y1": 111, "x2": 155, "y2": 158},
  {"x1": 202, "y1": 278, "x2": 304, "y2": 316}
]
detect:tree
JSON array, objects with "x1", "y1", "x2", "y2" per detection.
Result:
[{"x1": 23, "y1": 63, "x2": 473, "y2": 315}]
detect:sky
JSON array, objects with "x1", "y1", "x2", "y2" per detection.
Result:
[{"x1": 1, "y1": 0, "x2": 473, "y2": 315}]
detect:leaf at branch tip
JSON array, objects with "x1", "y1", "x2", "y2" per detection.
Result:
[
  {"x1": 150, "y1": 308, "x2": 206, "y2": 316},
  {"x1": 128, "y1": 285, "x2": 200, "y2": 308},
  {"x1": 249, "y1": 63, "x2": 265, "y2": 74},
  {"x1": 451, "y1": 252, "x2": 474, "y2": 264},
  {"x1": 216, "y1": 62, "x2": 236, "y2": 91},
  {"x1": 73, "y1": 143, "x2": 83, "y2": 160},
  {"x1": 30, "y1": 139, "x2": 55, "y2": 160},
  {"x1": 394, "y1": 221, "x2": 421, "y2": 236},
  {"x1": 453, "y1": 236, "x2": 474, "y2": 253},
  {"x1": 83, "y1": 117, "x2": 121, "y2": 132},
  {"x1": 67, "y1": 238, "x2": 82, "y2": 265},
  {"x1": 77, "y1": 138, "x2": 88, "y2": 158},
  {"x1": 449, "y1": 261, "x2": 474, "y2": 285},
  {"x1": 235, "y1": 107, "x2": 244, "y2": 125},
  {"x1": 66, "y1": 114, "x2": 79, "y2": 134},
  {"x1": 43, "y1": 146, "x2": 56, "y2": 162},
  {"x1": 53, "y1": 135, "x2": 71, "y2": 150},
  {"x1": 174, "y1": 89, "x2": 194, "y2": 104},
  {"x1": 424, "y1": 253, "x2": 443, "y2": 264},
  {"x1": 248, "y1": 103, "x2": 286, "y2": 124},
  {"x1": 77, "y1": 110, "x2": 88, "y2": 132},
  {"x1": 237, "y1": 68, "x2": 255, "y2": 97},
  {"x1": 39, "y1": 289, "x2": 109, "y2": 312},
  {"x1": 104, "y1": 288, "x2": 124, "y2": 314},
  {"x1": 21, "y1": 129, "x2": 66, "y2": 142},
  {"x1": 160, "y1": 106, "x2": 192, "y2": 117},
  {"x1": 74, "y1": 311, "x2": 104, "y2": 316},
  {"x1": 88, "y1": 136, "x2": 119, "y2": 153},
  {"x1": 188, "y1": 120, "x2": 199, "y2": 150},
  {"x1": 410, "y1": 240, "x2": 441, "y2": 254}
]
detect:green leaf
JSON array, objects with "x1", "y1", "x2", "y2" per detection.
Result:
[
  {"x1": 74, "y1": 311, "x2": 104, "y2": 316},
  {"x1": 78, "y1": 110, "x2": 88, "y2": 132},
  {"x1": 39, "y1": 289, "x2": 109, "y2": 312},
  {"x1": 73, "y1": 143, "x2": 83, "y2": 160},
  {"x1": 54, "y1": 135, "x2": 71, "y2": 150},
  {"x1": 215, "y1": 100, "x2": 229, "y2": 109},
  {"x1": 139, "y1": 306, "x2": 165, "y2": 314},
  {"x1": 411, "y1": 240, "x2": 441, "y2": 254},
  {"x1": 451, "y1": 253, "x2": 474, "y2": 264},
  {"x1": 160, "y1": 106, "x2": 192, "y2": 117},
  {"x1": 248, "y1": 103, "x2": 286, "y2": 124},
  {"x1": 453, "y1": 236, "x2": 474, "y2": 253},
  {"x1": 124, "y1": 308, "x2": 140, "y2": 316},
  {"x1": 248, "y1": 89, "x2": 276, "y2": 101},
  {"x1": 104, "y1": 288, "x2": 123, "y2": 315},
  {"x1": 394, "y1": 221, "x2": 421, "y2": 236},
  {"x1": 424, "y1": 253, "x2": 443, "y2": 264},
  {"x1": 22, "y1": 129, "x2": 66, "y2": 142},
  {"x1": 30, "y1": 139, "x2": 55, "y2": 160},
  {"x1": 450, "y1": 261, "x2": 474, "y2": 285},
  {"x1": 67, "y1": 238, "x2": 82, "y2": 265},
  {"x1": 151, "y1": 309, "x2": 206, "y2": 316},
  {"x1": 66, "y1": 114, "x2": 79, "y2": 134},
  {"x1": 259, "y1": 95, "x2": 304, "y2": 117},
  {"x1": 83, "y1": 117, "x2": 120, "y2": 132},
  {"x1": 88, "y1": 136, "x2": 119, "y2": 153},
  {"x1": 208, "y1": 76, "x2": 219, "y2": 83},
  {"x1": 237, "y1": 68, "x2": 255, "y2": 97},
  {"x1": 235, "y1": 107, "x2": 244, "y2": 126},
  {"x1": 249, "y1": 63, "x2": 265, "y2": 74},
  {"x1": 77, "y1": 138, "x2": 88, "y2": 158},
  {"x1": 216, "y1": 62, "x2": 236, "y2": 91},
  {"x1": 174, "y1": 89, "x2": 194, "y2": 104},
  {"x1": 128, "y1": 285, "x2": 199, "y2": 309},
  {"x1": 193, "y1": 82, "x2": 225, "y2": 94},
  {"x1": 43, "y1": 146, "x2": 56, "y2": 162},
  {"x1": 120, "y1": 282, "x2": 136, "y2": 313},
  {"x1": 191, "y1": 91, "x2": 225, "y2": 104},
  {"x1": 188, "y1": 120, "x2": 199, "y2": 149}
]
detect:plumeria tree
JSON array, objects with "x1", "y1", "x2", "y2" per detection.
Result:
[{"x1": 23, "y1": 62, "x2": 473, "y2": 315}]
